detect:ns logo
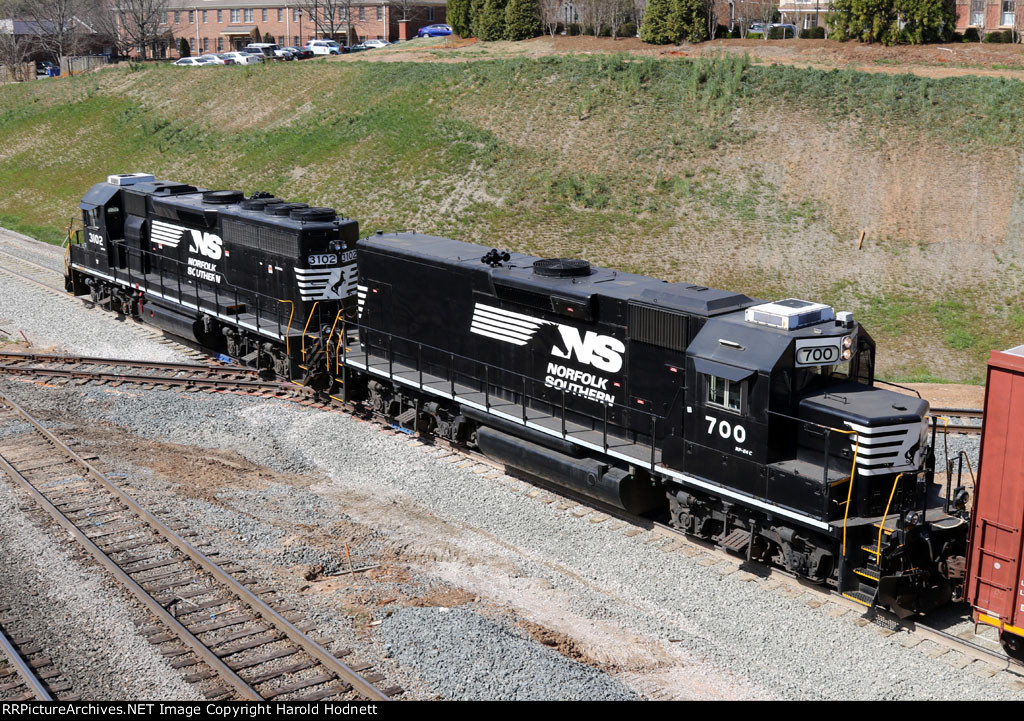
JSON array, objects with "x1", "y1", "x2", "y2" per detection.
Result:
[
  {"x1": 546, "y1": 325, "x2": 625, "y2": 373},
  {"x1": 188, "y1": 230, "x2": 223, "y2": 261}
]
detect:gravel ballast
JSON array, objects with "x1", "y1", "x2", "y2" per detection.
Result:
[
  {"x1": 0, "y1": 229, "x2": 1013, "y2": 701},
  {"x1": 378, "y1": 607, "x2": 638, "y2": 700}
]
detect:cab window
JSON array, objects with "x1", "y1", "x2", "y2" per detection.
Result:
[{"x1": 706, "y1": 374, "x2": 743, "y2": 413}]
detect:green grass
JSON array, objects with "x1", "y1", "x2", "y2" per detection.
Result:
[{"x1": 3, "y1": 55, "x2": 1024, "y2": 382}]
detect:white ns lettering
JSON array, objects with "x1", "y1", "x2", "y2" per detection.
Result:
[
  {"x1": 551, "y1": 327, "x2": 625, "y2": 373},
  {"x1": 188, "y1": 230, "x2": 223, "y2": 260}
]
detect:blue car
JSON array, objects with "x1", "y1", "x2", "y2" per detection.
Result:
[{"x1": 417, "y1": 23, "x2": 453, "y2": 38}]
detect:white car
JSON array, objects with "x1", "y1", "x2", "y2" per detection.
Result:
[
  {"x1": 221, "y1": 51, "x2": 263, "y2": 65},
  {"x1": 360, "y1": 39, "x2": 390, "y2": 49},
  {"x1": 173, "y1": 57, "x2": 214, "y2": 67},
  {"x1": 198, "y1": 54, "x2": 236, "y2": 65},
  {"x1": 306, "y1": 39, "x2": 343, "y2": 55},
  {"x1": 244, "y1": 43, "x2": 294, "y2": 60}
]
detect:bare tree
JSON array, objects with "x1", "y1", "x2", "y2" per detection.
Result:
[
  {"x1": 110, "y1": 0, "x2": 170, "y2": 59},
  {"x1": 540, "y1": 0, "x2": 561, "y2": 36},
  {"x1": 702, "y1": 0, "x2": 719, "y2": 38},
  {"x1": 0, "y1": 19, "x2": 32, "y2": 81},
  {"x1": 15, "y1": 0, "x2": 85, "y2": 60},
  {"x1": 296, "y1": 0, "x2": 360, "y2": 44}
]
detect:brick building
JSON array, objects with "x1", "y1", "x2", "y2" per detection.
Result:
[
  {"x1": 954, "y1": 0, "x2": 1019, "y2": 33},
  {"x1": 159, "y1": 0, "x2": 446, "y2": 56}
]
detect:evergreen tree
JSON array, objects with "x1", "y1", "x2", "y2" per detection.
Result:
[
  {"x1": 828, "y1": 0, "x2": 953, "y2": 44},
  {"x1": 640, "y1": 0, "x2": 683, "y2": 44},
  {"x1": 477, "y1": 0, "x2": 508, "y2": 40},
  {"x1": 448, "y1": 0, "x2": 474, "y2": 37},
  {"x1": 504, "y1": 0, "x2": 542, "y2": 40},
  {"x1": 677, "y1": 0, "x2": 708, "y2": 43},
  {"x1": 263, "y1": 32, "x2": 276, "y2": 43},
  {"x1": 470, "y1": 0, "x2": 488, "y2": 38},
  {"x1": 178, "y1": 37, "x2": 190, "y2": 57}
]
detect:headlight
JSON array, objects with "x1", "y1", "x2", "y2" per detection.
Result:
[
  {"x1": 842, "y1": 336, "x2": 853, "y2": 349},
  {"x1": 842, "y1": 348, "x2": 852, "y2": 360}
]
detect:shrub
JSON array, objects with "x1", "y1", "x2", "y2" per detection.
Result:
[
  {"x1": 747, "y1": 31, "x2": 763, "y2": 39},
  {"x1": 504, "y1": 0, "x2": 542, "y2": 40},
  {"x1": 714, "y1": 23, "x2": 729, "y2": 38},
  {"x1": 263, "y1": 32, "x2": 275, "y2": 43},
  {"x1": 768, "y1": 26, "x2": 793, "y2": 39},
  {"x1": 178, "y1": 37, "x2": 190, "y2": 58},
  {"x1": 566, "y1": 23, "x2": 582, "y2": 35},
  {"x1": 619, "y1": 22, "x2": 638, "y2": 37},
  {"x1": 829, "y1": 0, "x2": 955, "y2": 44},
  {"x1": 963, "y1": 27, "x2": 980, "y2": 42}
]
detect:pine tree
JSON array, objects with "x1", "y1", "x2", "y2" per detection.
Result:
[
  {"x1": 477, "y1": 0, "x2": 508, "y2": 41},
  {"x1": 178, "y1": 37, "x2": 190, "y2": 57},
  {"x1": 448, "y1": 0, "x2": 474, "y2": 37},
  {"x1": 504, "y1": 0, "x2": 542, "y2": 40},
  {"x1": 470, "y1": 0, "x2": 489, "y2": 39},
  {"x1": 263, "y1": 32, "x2": 275, "y2": 43},
  {"x1": 677, "y1": 0, "x2": 708, "y2": 43},
  {"x1": 640, "y1": 0, "x2": 683, "y2": 44}
]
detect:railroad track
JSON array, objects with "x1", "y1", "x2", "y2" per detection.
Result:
[
  {"x1": 931, "y1": 407, "x2": 984, "y2": 436},
  {"x1": 0, "y1": 390, "x2": 396, "y2": 701},
  {"x1": 0, "y1": 612, "x2": 71, "y2": 701},
  {"x1": 0, "y1": 244, "x2": 210, "y2": 362},
  {"x1": 0, "y1": 351, "x2": 321, "y2": 402}
]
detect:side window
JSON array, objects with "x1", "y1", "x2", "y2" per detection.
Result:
[
  {"x1": 705, "y1": 374, "x2": 743, "y2": 413},
  {"x1": 85, "y1": 208, "x2": 100, "y2": 228}
]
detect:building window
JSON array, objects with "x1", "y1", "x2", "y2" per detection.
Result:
[
  {"x1": 294, "y1": 35, "x2": 299, "y2": 46},
  {"x1": 202, "y1": 37, "x2": 209, "y2": 51},
  {"x1": 294, "y1": 8, "x2": 301, "y2": 21},
  {"x1": 261, "y1": 9, "x2": 267, "y2": 21},
  {"x1": 705, "y1": 375, "x2": 743, "y2": 413},
  {"x1": 359, "y1": 6, "x2": 366, "y2": 20},
  {"x1": 277, "y1": 9, "x2": 283, "y2": 21},
  {"x1": 971, "y1": 0, "x2": 985, "y2": 24},
  {"x1": 217, "y1": 37, "x2": 223, "y2": 50},
  {"x1": 174, "y1": 11, "x2": 180, "y2": 23},
  {"x1": 217, "y1": 10, "x2": 223, "y2": 22},
  {"x1": 188, "y1": 10, "x2": 194, "y2": 23},
  {"x1": 231, "y1": 9, "x2": 240, "y2": 22},
  {"x1": 245, "y1": 9, "x2": 254, "y2": 21},
  {"x1": 188, "y1": 37, "x2": 195, "y2": 51},
  {"x1": 202, "y1": 10, "x2": 207, "y2": 22},
  {"x1": 428, "y1": 7, "x2": 435, "y2": 20},
  {"x1": 376, "y1": 5, "x2": 383, "y2": 20},
  {"x1": 1003, "y1": 0, "x2": 1016, "y2": 24}
]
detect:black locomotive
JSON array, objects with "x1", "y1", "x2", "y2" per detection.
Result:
[{"x1": 65, "y1": 174, "x2": 970, "y2": 617}]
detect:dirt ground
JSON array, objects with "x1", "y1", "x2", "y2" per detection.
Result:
[{"x1": 347, "y1": 34, "x2": 1024, "y2": 80}]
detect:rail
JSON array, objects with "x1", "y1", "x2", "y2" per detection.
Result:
[{"x1": 0, "y1": 390, "x2": 390, "y2": 701}]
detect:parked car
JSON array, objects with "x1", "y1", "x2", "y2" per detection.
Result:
[
  {"x1": 770, "y1": 22, "x2": 798, "y2": 38},
  {"x1": 306, "y1": 39, "x2": 343, "y2": 55},
  {"x1": 221, "y1": 51, "x2": 263, "y2": 64},
  {"x1": 35, "y1": 60, "x2": 59, "y2": 77},
  {"x1": 244, "y1": 43, "x2": 294, "y2": 60},
  {"x1": 417, "y1": 23, "x2": 453, "y2": 38},
  {"x1": 198, "y1": 54, "x2": 236, "y2": 65},
  {"x1": 282, "y1": 46, "x2": 313, "y2": 59},
  {"x1": 172, "y1": 57, "x2": 214, "y2": 67},
  {"x1": 358, "y1": 39, "x2": 390, "y2": 49}
]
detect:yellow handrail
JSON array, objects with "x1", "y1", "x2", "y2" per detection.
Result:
[
  {"x1": 839, "y1": 428, "x2": 860, "y2": 557},
  {"x1": 875, "y1": 473, "x2": 905, "y2": 561},
  {"x1": 300, "y1": 301, "x2": 320, "y2": 362},
  {"x1": 277, "y1": 299, "x2": 294, "y2": 356},
  {"x1": 325, "y1": 309, "x2": 343, "y2": 374}
]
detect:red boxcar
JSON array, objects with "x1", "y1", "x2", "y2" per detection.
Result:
[{"x1": 965, "y1": 345, "x2": 1024, "y2": 660}]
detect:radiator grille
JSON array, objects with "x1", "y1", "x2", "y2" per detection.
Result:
[
  {"x1": 629, "y1": 303, "x2": 688, "y2": 352},
  {"x1": 223, "y1": 219, "x2": 297, "y2": 256}
]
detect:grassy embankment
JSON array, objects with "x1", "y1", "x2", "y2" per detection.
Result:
[{"x1": 1, "y1": 55, "x2": 1022, "y2": 382}]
